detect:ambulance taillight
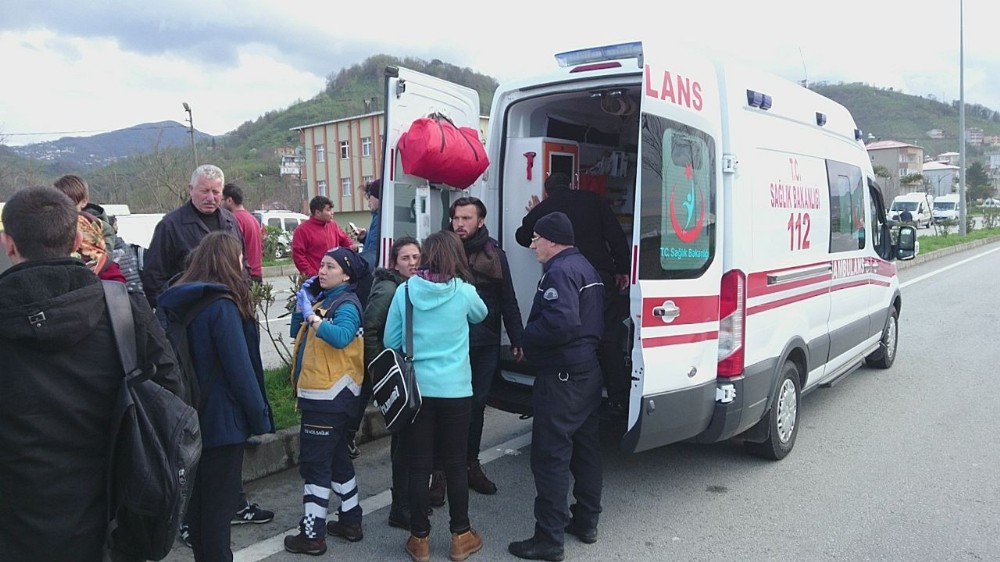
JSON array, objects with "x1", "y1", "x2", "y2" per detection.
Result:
[{"x1": 717, "y1": 269, "x2": 746, "y2": 377}]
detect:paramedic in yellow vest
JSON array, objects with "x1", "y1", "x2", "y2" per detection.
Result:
[{"x1": 283, "y1": 247, "x2": 370, "y2": 556}]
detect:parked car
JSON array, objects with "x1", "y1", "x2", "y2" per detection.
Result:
[
  {"x1": 982, "y1": 198, "x2": 1000, "y2": 209},
  {"x1": 253, "y1": 210, "x2": 308, "y2": 258}
]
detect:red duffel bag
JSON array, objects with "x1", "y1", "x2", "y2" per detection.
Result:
[{"x1": 397, "y1": 113, "x2": 489, "y2": 189}]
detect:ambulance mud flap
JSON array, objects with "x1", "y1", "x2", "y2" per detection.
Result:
[
  {"x1": 694, "y1": 357, "x2": 778, "y2": 443},
  {"x1": 620, "y1": 380, "x2": 716, "y2": 453}
]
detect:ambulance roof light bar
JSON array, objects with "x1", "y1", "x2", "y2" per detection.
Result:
[{"x1": 555, "y1": 42, "x2": 644, "y2": 69}]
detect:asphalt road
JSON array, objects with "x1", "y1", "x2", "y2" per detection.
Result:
[{"x1": 169, "y1": 243, "x2": 1000, "y2": 561}]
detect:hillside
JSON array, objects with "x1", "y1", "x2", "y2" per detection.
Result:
[
  {"x1": 809, "y1": 82, "x2": 1000, "y2": 157},
  {"x1": 221, "y1": 54, "x2": 498, "y2": 159},
  {"x1": 9, "y1": 121, "x2": 211, "y2": 170}
]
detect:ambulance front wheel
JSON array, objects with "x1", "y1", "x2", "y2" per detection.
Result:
[
  {"x1": 865, "y1": 307, "x2": 898, "y2": 369},
  {"x1": 745, "y1": 360, "x2": 800, "y2": 461}
]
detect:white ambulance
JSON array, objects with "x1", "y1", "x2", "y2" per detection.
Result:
[{"x1": 376, "y1": 41, "x2": 917, "y2": 459}]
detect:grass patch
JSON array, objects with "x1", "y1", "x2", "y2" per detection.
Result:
[
  {"x1": 919, "y1": 227, "x2": 1000, "y2": 254},
  {"x1": 262, "y1": 257, "x2": 292, "y2": 268},
  {"x1": 264, "y1": 365, "x2": 299, "y2": 430}
]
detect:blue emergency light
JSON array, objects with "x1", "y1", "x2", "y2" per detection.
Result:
[{"x1": 555, "y1": 42, "x2": 644, "y2": 68}]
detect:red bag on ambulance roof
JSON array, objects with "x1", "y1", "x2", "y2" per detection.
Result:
[{"x1": 397, "y1": 113, "x2": 489, "y2": 190}]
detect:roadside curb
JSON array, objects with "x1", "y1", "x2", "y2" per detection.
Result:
[
  {"x1": 242, "y1": 234, "x2": 1000, "y2": 483},
  {"x1": 260, "y1": 263, "x2": 297, "y2": 279},
  {"x1": 242, "y1": 405, "x2": 387, "y2": 484},
  {"x1": 895, "y1": 234, "x2": 1000, "y2": 271}
]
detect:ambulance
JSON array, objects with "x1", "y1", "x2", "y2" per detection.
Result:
[{"x1": 376, "y1": 41, "x2": 917, "y2": 459}]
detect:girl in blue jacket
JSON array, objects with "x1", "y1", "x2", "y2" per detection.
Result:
[
  {"x1": 384, "y1": 231, "x2": 487, "y2": 562},
  {"x1": 157, "y1": 231, "x2": 274, "y2": 562}
]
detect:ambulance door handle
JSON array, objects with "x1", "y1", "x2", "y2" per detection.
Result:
[{"x1": 652, "y1": 301, "x2": 681, "y2": 323}]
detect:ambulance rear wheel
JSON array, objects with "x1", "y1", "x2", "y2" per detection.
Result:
[
  {"x1": 865, "y1": 308, "x2": 898, "y2": 369},
  {"x1": 746, "y1": 360, "x2": 800, "y2": 461}
]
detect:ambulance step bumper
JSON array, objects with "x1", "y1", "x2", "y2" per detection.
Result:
[{"x1": 695, "y1": 358, "x2": 778, "y2": 443}]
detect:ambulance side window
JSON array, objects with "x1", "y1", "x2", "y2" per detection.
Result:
[
  {"x1": 827, "y1": 160, "x2": 865, "y2": 252},
  {"x1": 637, "y1": 114, "x2": 716, "y2": 280}
]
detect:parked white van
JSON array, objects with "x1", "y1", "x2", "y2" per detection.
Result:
[
  {"x1": 932, "y1": 193, "x2": 960, "y2": 223},
  {"x1": 376, "y1": 41, "x2": 916, "y2": 459},
  {"x1": 888, "y1": 192, "x2": 933, "y2": 228}
]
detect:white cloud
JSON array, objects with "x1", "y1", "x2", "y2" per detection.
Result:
[{"x1": 3, "y1": 0, "x2": 1000, "y2": 147}]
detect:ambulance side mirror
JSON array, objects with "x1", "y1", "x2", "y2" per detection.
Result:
[{"x1": 895, "y1": 225, "x2": 917, "y2": 260}]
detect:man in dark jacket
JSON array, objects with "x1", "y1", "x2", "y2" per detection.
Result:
[
  {"x1": 509, "y1": 212, "x2": 604, "y2": 562},
  {"x1": 447, "y1": 196, "x2": 524, "y2": 497},
  {"x1": 0, "y1": 186, "x2": 183, "y2": 562},
  {"x1": 515, "y1": 172, "x2": 631, "y2": 414},
  {"x1": 141, "y1": 164, "x2": 245, "y2": 307}
]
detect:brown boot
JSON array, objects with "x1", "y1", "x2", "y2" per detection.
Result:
[
  {"x1": 428, "y1": 470, "x2": 447, "y2": 507},
  {"x1": 467, "y1": 459, "x2": 497, "y2": 495},
  {"x1": 450, "y1": 529, "x2": 483, "y2": 561},
  {"x1": 405, "y1": 534, "x2": 430, "y2": 562}
]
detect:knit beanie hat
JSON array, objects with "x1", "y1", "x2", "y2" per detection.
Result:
[
  {"x1": 534, "y1": 212, "x2": 575, "y2": 246},
  {"x1": 324, "y1": 247, "x2": 370, "y2": 282}
]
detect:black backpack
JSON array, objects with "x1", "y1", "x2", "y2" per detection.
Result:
[
  {"x1": 102, "y1": 281, "x2": 202, "y2": 560},
  {"x1": 159, "y1": 290, "x2": 232, "y2": 408}
]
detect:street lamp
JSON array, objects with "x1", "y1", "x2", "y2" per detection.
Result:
[
  {"x1": 958, "y1": 0, "x2": 967, "y2": 235},
  {"x1": 182, "y1": 102, "x2": 199, "y2": 169}
]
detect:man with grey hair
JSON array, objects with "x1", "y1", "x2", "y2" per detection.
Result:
[{"x1": 142, "y1": 164, "x2": 245, "y2": 306}]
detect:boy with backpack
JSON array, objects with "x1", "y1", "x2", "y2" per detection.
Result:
[
  {"x1": 0, "y1": 186, "x2": 183, "y2": 561},
  {"x1": 283, "y1": 247, "x2": 370, "y2": 556}
]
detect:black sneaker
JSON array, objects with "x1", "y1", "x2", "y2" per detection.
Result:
[
  {"x1": 283, "y1": 532, "x2": 327, "y2": 556},
  {"x1": 326, "y1": 519, "x2": 364, "y2": 542},
  {"x1": 347, "y1": 434, "x2": 361, "y2": 460},
  {"x1": 508, "y1": 535, "x2": 564, "y2": 561},
  {"x1": 178, "y1": 523, "x2": 192, "y2": 549},
  {"x1": 233, "y1": 502, "x2": 275, "y2": 525}
]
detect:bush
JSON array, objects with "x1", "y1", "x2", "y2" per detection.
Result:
[
  {"x1": 264, "y1": 365, "x2": 298, "y2": 430},
  {"x1": 262, "y1": 225, "x2": 286, "y2": 259}
]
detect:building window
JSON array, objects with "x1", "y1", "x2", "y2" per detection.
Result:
[
  {"x1": 341, "y1": 178, "x2": 352, "y2": 197},
  {"x1": 898, "y1": 168, "x2": 909, "y2": 178},
  {"x1": 362, "y1": 175, "x2": 374, "y2": 186},
  {"x1": 316, "y1": 145, "x2": 325, "y2": 163},
  {"x1": 362, "y1": 136, "x2": 373, "y2": 157},
  {"x1": 340, "y1": 140, "x2": 350, "y2": 159},
  {"x1": 317, "y1": 180, "x2": 327, "y2": 196}
]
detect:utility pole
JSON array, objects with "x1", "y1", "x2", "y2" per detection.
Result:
[
  {"x1": 958, "y1": 0, "x2": 967, "y2": 235},
  {"x1": 182, "y1": 102, "x2": 199, "y2": 170}
]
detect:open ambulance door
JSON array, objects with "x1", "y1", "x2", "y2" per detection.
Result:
[
  {"x1": 621, "y1": 49, "x2": 726, "y2": 453},
  {"x1": 378, "y1": 67, "x2": 481, "y2": 262}
]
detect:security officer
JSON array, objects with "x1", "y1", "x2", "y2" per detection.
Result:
[{"x1": 509, "y1": 212, "x2": 605, "y2": 561}]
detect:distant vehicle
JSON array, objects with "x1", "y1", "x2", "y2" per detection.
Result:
[
  {"x1": 114, "y1": 213, "x2": 165, "y2": 249},
  {"x1": 982, "y1": 198, "x2": 1000, "y2": 209},
  {"x1": 253, "y1": 210, "x2": 309, "y2": 258},
  {"x1": 888, "y1": 193, "x2": 933, "y2": 228},
  {"x1": 932, "y1": 194, "x2": 959, "y2": 223}
]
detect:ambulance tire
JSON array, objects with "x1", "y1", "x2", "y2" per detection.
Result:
[
  {"x1": 865, "y1": 308, "x2": 898, "y2": 369},
  {"x1": 745, "y1": 360, "x2": 800, "y2": 461}
]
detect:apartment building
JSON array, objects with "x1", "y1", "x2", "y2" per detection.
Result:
[
  {"x1": 292, "y1": 111, "x2": 489, "y2": 228},
  {"x1": 866, "y1": 140, "x2": 925, "y2": 179}
]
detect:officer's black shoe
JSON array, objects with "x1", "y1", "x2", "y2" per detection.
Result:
[
  {"x1": 326, "y1": 519, "x2": 363, "y2": 542},
  {"x1": 565, "y1": 520, "x2": 598, "y2": 544},
  {"x1": 508, "y1": 535, "x2": 564, "y2": 561}
]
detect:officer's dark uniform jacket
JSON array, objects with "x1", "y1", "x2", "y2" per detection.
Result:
[
  {"x1": 141, "y1": 201, "x2": 243, "y2": 306},
  {"x1": 522, "y1": 247, "x2": 604, "y2": 372}
]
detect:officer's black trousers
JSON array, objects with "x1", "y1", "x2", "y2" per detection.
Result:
[
  {"x1": 597, "y1": 270, "x2": 630, "y2": 405},
  {"x1": 530, "y1": 365, "x2": 603, "y2": 545}
]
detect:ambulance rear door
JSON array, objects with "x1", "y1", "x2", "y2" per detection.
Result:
[
  {"x1": 622, "y1": 47, "x2": 725, "y2": 453},
  {"x1": 379, "y1": 67, "x2": 482, "y2": 260}
]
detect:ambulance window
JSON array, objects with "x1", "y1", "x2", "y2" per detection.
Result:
[
  {"x1": 827, "y1": 161, "x2": 865, "y2": 252},
  {"x1": 637, "y1": 114, "x2": 716, "y2": 279}
]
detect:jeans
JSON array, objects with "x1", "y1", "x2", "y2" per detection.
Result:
[
  {"x1": 467, "y1": 345, "x2": 500, "y2": 461},
  {"x1": 405, "y1": 397, "x2": 473, "y2": 536},
  {"x1": 188, "y1": 444, "x2": 244, "y2": 562}
]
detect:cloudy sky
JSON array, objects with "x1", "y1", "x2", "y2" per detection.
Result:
[{"x1": 1, "y1": 0, "x2": 997, "y2": 146}]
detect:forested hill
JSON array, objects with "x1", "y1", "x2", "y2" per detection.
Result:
[
  {"x1": 221, "y1": 55, "x2": 499, "y2": 159},
  {"x1": 809, "y1": 82, "x2": 1000, "y2": 157}
]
